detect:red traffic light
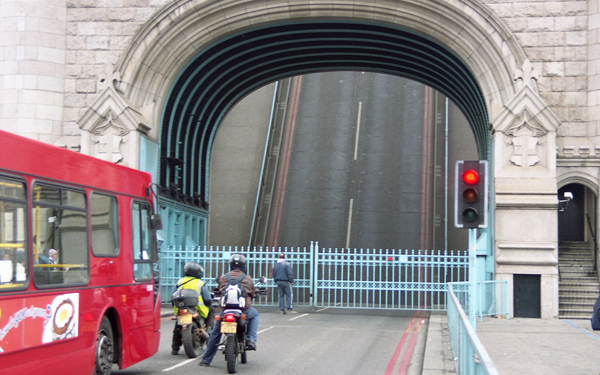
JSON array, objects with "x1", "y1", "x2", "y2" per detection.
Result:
[
  {"x1": 455, "y1": 160, "x2": 488, "y2": 229},
  {"x1": 462, "y1": 169, "x2": 479, "y2": 185}
]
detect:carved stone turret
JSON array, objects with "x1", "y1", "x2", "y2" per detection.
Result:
[{"x1": 77, "y1": 64, "x2": 149, "y2": 167}]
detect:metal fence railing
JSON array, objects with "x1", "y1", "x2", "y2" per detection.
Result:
[
  {"x1": 449, "y1": 281, "x2": 510, "y2": 320},
  {"x1": 447, "y1": 287, "x2": 501, "y2": 375},
  {"x1": 313, "y1": 245, "x2": 468, "y2": 310},
  {"x1": 159, "y1": 242, "x2": 469, "y2": 310},
  {"x1": 159, "y1": 244, "x2": 314, "y2": 305}
]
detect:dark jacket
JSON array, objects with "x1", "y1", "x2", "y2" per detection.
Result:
[
  {"x1": 217, "y1": 268, "x2": 256, "y2": 310},
  {"x1": 592, "y1": 291, "x2": 600, "y2": 330},
  {"x1": 272, "y1": 259, "x2": 294, "y2": 283}
]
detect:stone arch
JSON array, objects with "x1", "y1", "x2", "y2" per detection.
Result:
[
  {"x1": 558, "y1": 172, "x2": 599, "y2": 194},
  {"x1": 107, "y1": 0, "x2": 543, "y2": 198},
  {"x1": 557, "y1": 171, "x2": 599, "y2": 243},
  {"x1": 72, "y1": 0, "x2": 566, "y2": 319},
  {"x1": 117, "y1": 0, "x2": 527, "y2": 128}
]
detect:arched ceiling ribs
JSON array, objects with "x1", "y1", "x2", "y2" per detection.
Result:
[{"x1": 160, "y1": 21, "x2": 489, "y2": 208}]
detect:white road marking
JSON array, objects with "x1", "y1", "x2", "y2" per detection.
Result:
[
  {"x1": 353, "y1": 101, "x2": 363, "y2": 160},
  {"x1": 162, "y1": 358, "x2": 196, "y2": 372},
  {"x1": 346, "y1": 198, "x2": 353, "y2": 249},
  {"x1": 290, "y1": 313, "x2": 309, "y2": 321},
  {"x1": 258, "y1": 326, "x2": 274, "y2": 334}
]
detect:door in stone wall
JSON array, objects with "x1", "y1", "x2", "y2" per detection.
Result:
[{"x1": 558, "y1": 183, "x2": 585, "y2": 242}]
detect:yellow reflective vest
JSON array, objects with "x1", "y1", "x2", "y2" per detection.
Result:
[{"x1": 173, "y1": 276, "x2": 210, "y2": 318}]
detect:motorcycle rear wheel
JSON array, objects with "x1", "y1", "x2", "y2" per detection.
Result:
[
  {"x1": 182, "y1": 321, "x2": 203, "y2": 358},
  {"x1": 225, "y1": 333, "x2": 238, "y2": 374}
]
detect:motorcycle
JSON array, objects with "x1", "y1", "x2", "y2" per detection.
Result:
[
  {"x1": 171, "y1": 288, "x2": 210, "y2": 358},
  {"x1": 214, "y1": 276, "x2": 267, "y2": 374}
]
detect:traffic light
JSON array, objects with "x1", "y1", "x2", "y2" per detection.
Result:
[{"x1": 454, "y1": 160, "x2": 488, "y2": 228}]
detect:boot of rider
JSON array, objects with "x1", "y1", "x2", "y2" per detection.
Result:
[{"x1": 171, "y1": 323, "x2": 182, "y2": 355}]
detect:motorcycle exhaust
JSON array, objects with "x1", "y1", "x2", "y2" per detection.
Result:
[{"x1": 198, "y1": 327, "x2": 209, "y2": 341}]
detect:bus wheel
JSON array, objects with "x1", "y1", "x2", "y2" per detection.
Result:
[{"x1": 96, "y1": 316, "x2": 114, "y2": 375}]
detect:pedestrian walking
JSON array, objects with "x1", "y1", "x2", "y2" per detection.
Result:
[
  {"x1": 272, "y1": 253, "x2": 295, "y2": 314},
  {"x1": 592, "y1": 289, "x2": 600, "y2": 330}
]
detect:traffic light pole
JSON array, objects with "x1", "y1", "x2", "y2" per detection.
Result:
[{"x1": 468, "y1": 228, "x2": 477, "y2": 329}]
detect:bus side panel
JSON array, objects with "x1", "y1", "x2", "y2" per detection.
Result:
[
  {"x1": 118, "y1": 283, "x2": 159, "y2": 368},
  {"x1": 123, "y1": 325, "x2": 160, "y2": 368},
  {"x1": 0, "y1": 346, "x2": 94, "y2": 375},
  {"x1": 0, "y1": 292, "x2": 91, "y2": 355}
]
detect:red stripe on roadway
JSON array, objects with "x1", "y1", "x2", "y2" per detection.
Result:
[
  {"x1": 384, "y1": 310, "x2": 425, "y2": 375},
  {"x1": 268, "y1": 75, "x2": 303, "y2": 248},
  {"x1": 397, "y1": 311, "x2": 425, "y2": 375},
  {"x1": 384, "y1": 311, "x2": 418, "y2": 375}
]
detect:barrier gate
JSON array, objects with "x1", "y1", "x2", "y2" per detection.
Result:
[{"x1": 160, "y1": 241, "x2": 469, "y2": 311}]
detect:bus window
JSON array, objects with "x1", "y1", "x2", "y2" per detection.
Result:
[
  {"x1": 32, "y1": 183, "x2": 89, "y2": 286},
  {"x1": 0, "y1": 176, "x2": 28, "y2": 290},
  {"x1": 90, "y1": 193, "x2": 119, "y2": 256},
  {"x1": 132, "y1": 201, "x2": 153, "y2": 281}
]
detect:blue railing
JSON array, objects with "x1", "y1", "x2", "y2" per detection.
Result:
[
  {"x1": 159, "y1": 242, "x2": 469, "y2": 310},
  {"x1": 447, "y1": 282, "x2": 506, "y2": 375},
  {"x1": 449, "y1": 281, "x2": 510, "y2": 320},
  {"x1": 159, "y1": 244, "x2": 314, "y2": 305}
]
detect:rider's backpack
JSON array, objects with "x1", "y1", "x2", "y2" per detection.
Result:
[{"x1": 220, "y1": 273, "x2": 246, "y2": 309}]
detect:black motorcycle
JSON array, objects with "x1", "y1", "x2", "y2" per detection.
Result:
[
  {"x1": 216, "y1": 276, "x2": 267, "y2": 374},
  {"x1": 171, "y1": 289, "x2": 210, "y2": 358}
]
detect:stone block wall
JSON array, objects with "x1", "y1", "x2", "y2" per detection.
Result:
[
  {"x1": 484, "y1": 0, "x2": 590, "y2": 153},
  {"x1": 0, "y1": 0, "x2": 67, "y2": 144},
  {"x1": 590, "y1": 0, "x2": 600, "y2": 145},
  {"x1": 61, "y1": 0, "x2": 170, "y2": 149},
  {"x1": 0, "y1": 0, "x2": 594, "y2": 154}
]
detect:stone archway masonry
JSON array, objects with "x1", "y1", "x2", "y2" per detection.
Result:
[{"x1": 1, "y1": 0, "x2": 599, "y2": 319}]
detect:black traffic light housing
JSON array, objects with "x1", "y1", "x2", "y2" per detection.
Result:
[{"x1": 454, "y1": 160, "x2": 488, "y2": 228}]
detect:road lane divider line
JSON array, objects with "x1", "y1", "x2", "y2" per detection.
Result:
[
  {"x1": 258, "y1": 326, "x2": 274, "y2": 334},
  {"x1": 289, "y1": 313, "x2": 310, "y2": 321},
  {"x1": 162, "y1": 358, "x2": 196, "y2": 372},
  {"x1": 346, "y1": 198, "x2": 354, "y2": 249},
  {"x1": 354, "y1": 101, "x2": 362, "y2": 160}
]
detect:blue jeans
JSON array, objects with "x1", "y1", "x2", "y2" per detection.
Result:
[
  {"x1": 201, "y1": 307, "x2": 259, "y2": 364},
  {"x1": 276, "y1": 281, "x2": 293, "y2": 310}
]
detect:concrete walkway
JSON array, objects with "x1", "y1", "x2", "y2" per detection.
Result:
[{"x1": 422, "y1": 313, "x2": 600, "y2": 375}]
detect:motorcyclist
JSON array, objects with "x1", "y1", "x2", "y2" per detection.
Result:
[
  {"x1": 171, "y1": 261, "x2": 214, "y2": 355},
  {"x1": 199, "y1": 253, "x2": 258, "y2": 367}
]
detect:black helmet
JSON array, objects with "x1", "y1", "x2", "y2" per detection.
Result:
[
  {"x1": 184, "y1": 261, "x2": 204, "y2": 279},
  {"x1": 229, "y1": 253, "x2": 247, "y2": 272}
]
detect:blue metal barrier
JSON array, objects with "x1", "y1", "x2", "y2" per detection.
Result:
[
  {"x1": 313, "y1": 245, "x2": 468, "y2": 310},
  {"x1": 447, "y1": 283, "x2": 505, "y2": 375},
  {"x1": 447, "y1": 287, "x2": 500, "y2": 375},
  {"x1": 449, "y1": 281, "x2": 509, "y2": 320},
  {"x1": 160, "y1": 242, "x2": 469, "y2": 310},
  {"x1": 159, "y1": 244, "x2": 313, "y2": 305}
]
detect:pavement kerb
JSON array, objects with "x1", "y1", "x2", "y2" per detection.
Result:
[{"x1": 422, "y1": 313, "x2": 456, "y2": 375}]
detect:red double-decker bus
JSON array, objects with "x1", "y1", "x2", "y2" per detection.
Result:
[{"x1": 0, "y1": 130, "x2": 162, "y2": 375}]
